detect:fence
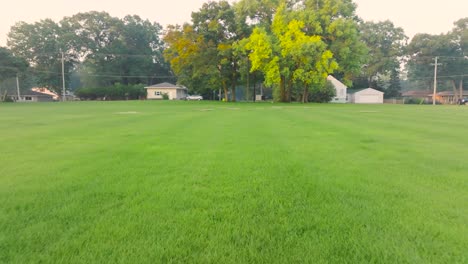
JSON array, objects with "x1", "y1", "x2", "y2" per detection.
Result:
[{"x1": 384, "y1": 99, "x2": 405, "y2": 104}]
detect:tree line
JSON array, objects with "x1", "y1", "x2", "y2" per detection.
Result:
[
  {"x1": 1, "y1": 12, "x2": 172, "y2": 98},
  {"x1": 0, "y1": 0, "x2": 466, "y2": 102}
]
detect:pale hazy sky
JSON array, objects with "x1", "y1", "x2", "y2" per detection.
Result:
[{"x1": 0, "y1": 0, "x2": 467, "y2": 46}]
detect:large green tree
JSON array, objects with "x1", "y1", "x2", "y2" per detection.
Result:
[
  {"x1": 358, "y1": 20, "x2": 407, "y2": 90},
  {"x1": 298, "y1": 0, "x2": 368, "y2": 84},
  {"x1": 7, "y1": 19, "x2": 74, "y2": 93},
  {"x1": 406, "y1": 18, "x2": 467, "y2": 101},
  {"x1": 7, "y1": 12, "x2": 171, "y2": 92},
  {"x1": 0, "y1": 47, "x2": 29, "y2": 98},
  {"x1": 0, "y1": 47, "x2": 28, "y2": 81},
  {"x1": 242, "y1": 0, "x2": 365, "y2": 102},
  {"x1": 234, "y1": 0, "x2": 281, "y2": 27},
  {"x1": 165, "y1": 1, "x2": 248, "y2": 101},
  {"x1": 448, "y1": 18, "x2": 468, "y2": 97},
  {"x1": 62, "y1": 12, "x2": 170, "y2": 87},
  {"x1": 245, "y1": 4, "x2": 338, "y2": 102}
]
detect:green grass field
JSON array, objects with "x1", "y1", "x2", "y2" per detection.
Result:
[{"x1": 0, "y1": 101, "x2": 467, "y2": 263}]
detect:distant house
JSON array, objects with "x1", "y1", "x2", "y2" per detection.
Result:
[
  {"x1": 9, "y1": 90, "x2": 54, "y2": 102},
  {"x1": 429, "y1": 90, "x2": 468, "y2": 105},
  {"x1": 401, "y1": 90, "x2": 431, "y2": 104},
  {"x1": 32, "y1": 88, "x2": 59, "y2": 100},
  {"x1": 327, "y1": 75, "x2": 347, "y2": 103},
  {"x1": 30, "y1": 88, "x2": 77, "y2": 101},
  {"x1": 145, "y1": 82, "x2": 188, "y2": 100},
  {"x1": 347, "y1": 88, "x2": 384, "y2": 104},
  {"x1": 401, "y1": 90, "x2": 432, "y2": 99}
]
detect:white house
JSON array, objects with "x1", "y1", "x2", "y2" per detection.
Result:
[
  {"x1": 347, "y1": 88, "x2": 384, "y2": 104},
  {"x1": 8, "y1": 90, "x2": 54, "y2": 102},
  {"x1": 145, "y1": 82, "x2": 188, "y2": 100},
  {"x1": 327, "y1": 75, "x2": 347, "y2": 103}
]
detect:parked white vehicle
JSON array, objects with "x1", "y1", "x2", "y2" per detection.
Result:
[{"x1": 186, "y1": 95, "x2": 203, "y2": 101}]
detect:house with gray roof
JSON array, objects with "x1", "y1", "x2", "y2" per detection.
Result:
[
  {"x1": 145, "y1": 82, "x2": 188, "y2": 100},
  {"x1": 8, "y1": 90, "x2": 54, "y2": 102}
]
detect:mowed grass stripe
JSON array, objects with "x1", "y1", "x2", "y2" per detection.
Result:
[{"x1": 0, "y1": 101, "x2": 467, "y2": 263}]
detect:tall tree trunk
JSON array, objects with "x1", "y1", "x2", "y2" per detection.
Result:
[
  {"x1": 245, "y1": 70, "x2": 250, "y2": 101},
  {"x1": 231, "y1": 78, "x2": 236, "y2": 102},
  {"x1": 286, "y1": 79, "x2": 293, "y2": 102},
  {"x1": 368, "y1": 76, "x2": 373, "y2": 88},
  {"x1": 253, "y1": 82, "x2": 256, "y2": 102},
  {"x1": 451, "y1": 80, "x2": 458, "y2": 104},
  {"x1": 460, "y1": 79, "x2": 464, "y2": 99},
  {"x1": 302, "y1": 85, "x2": 309, "y2": 103},
  {"x1": 245, "y1": 60, "x2": 250, "y2": 101},
  {"x1": 280, "y1": 76, "x2": 287, "y2": 102},
  {"x1": 231, "y1": 62, "x2": 237, "y2": 102},
  {"x1": 223, "y1": 80, "x2": 228, "y2": 102},
  {"x1": 302, "y1": 87, "x2": 309, "y2": 104}
]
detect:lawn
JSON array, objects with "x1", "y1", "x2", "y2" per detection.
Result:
[{"x1": 0, "y1": 101, "x2": 467, "y2": 263}]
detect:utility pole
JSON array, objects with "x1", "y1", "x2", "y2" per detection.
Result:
[
  {"x1": 61, "y1": 50, "x2": 66, "y2": 102},
  {"x1": 16, "y1": 74, "x2": 21, "y2": 102},
  {"x1": 431, "y1": 57, "x2": 442, "y2": 105}
]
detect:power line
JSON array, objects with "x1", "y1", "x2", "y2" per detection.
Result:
[
  {"x1": 408, "y1": 74, "x2": 468, "y2": 80},
  {"x1": 17, "y1": 50, "x2": 468, "y2": 60},
  {"x1": 0, "y1": 66, "x2": 175, "y2": 78},
  {"x1": 14, "y1": 51, "x2": 164, "y2": 58},
  {"x1": 77, "y1": 74, "x2": 176, "y2": 78}
]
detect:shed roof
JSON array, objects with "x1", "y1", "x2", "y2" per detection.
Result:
[
  {"x1": 347, "y1": 88, "x2": 384, "y2": 95},
  {"x1": 347, "y1": 88, "x2": 366, "y2": 94}
]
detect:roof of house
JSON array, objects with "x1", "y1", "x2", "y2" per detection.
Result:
[
  {"x1": 9, "y1": 90, "x2": 54, "y2": 98},
  {"x1": 31, "y1": 87, "x2": 60, "y2": 99},
  {"x1": 347, "y1": 88, "x2": 384, "y2": 94},
  {"x1": 327, "y1": 75, "x2": 347, "y2": 90},
  {"x1": 145, "y1": 82, "x2": 187, "y2": 90},
  {"x1": 402, "y1": 90, "x2": 432, "y2": 97},
  {"x1": 434, "y1": 90, "x2": 468, "y2": 96}
]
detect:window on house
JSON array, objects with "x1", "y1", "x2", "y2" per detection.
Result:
[
  {"x1": 155, "y1": 91, "x2": 161, "y2": 96},
  {"x1": 25, "y1": 97, "x2": 32, "y2": 101}
]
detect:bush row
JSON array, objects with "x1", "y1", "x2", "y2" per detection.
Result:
[{"x1": 75, "y1": 83, "x2": 145, "y2": 100}]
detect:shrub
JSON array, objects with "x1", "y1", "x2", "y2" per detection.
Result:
[
  {"x1": 76, "y1": 83, "x2": 145, "y2": 100},
  {"x1": 1, "y1": 96, "x2": 14, "y2": 103},
  {"x1": 309, "y1": 81, "x2": 336, "y2": 103},
  {"x1": 404, "y1": 97, "x2": 428, "y2": 105}
]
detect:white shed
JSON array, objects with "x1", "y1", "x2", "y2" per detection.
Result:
[
  {"x1": 327, "y1": 75, "x2": 347, "y2": 103},
  {"x1": 347, "y1": 88, "x2": 384, "y2": 104}
]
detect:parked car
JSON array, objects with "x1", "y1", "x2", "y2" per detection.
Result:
[
  {"x1": 458, "y1": 98, "x2": 468, "y2": 105},
  {"x1": 186, "y1": 95, "x2": 203, "y2": 101}
]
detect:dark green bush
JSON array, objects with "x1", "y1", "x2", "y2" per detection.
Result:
[
  {"x1": 309, "y1": 81, "x2": 336, "y2": 103},
  {"x1": 404, "y1": 97, "x2": 429, "y2": 104},
  {"x1": 1, "y1": 96, "x2": 14, "y2": 103},
  {"x1": 76, "y1": 83, "x2": 145, "y2": 100}
]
